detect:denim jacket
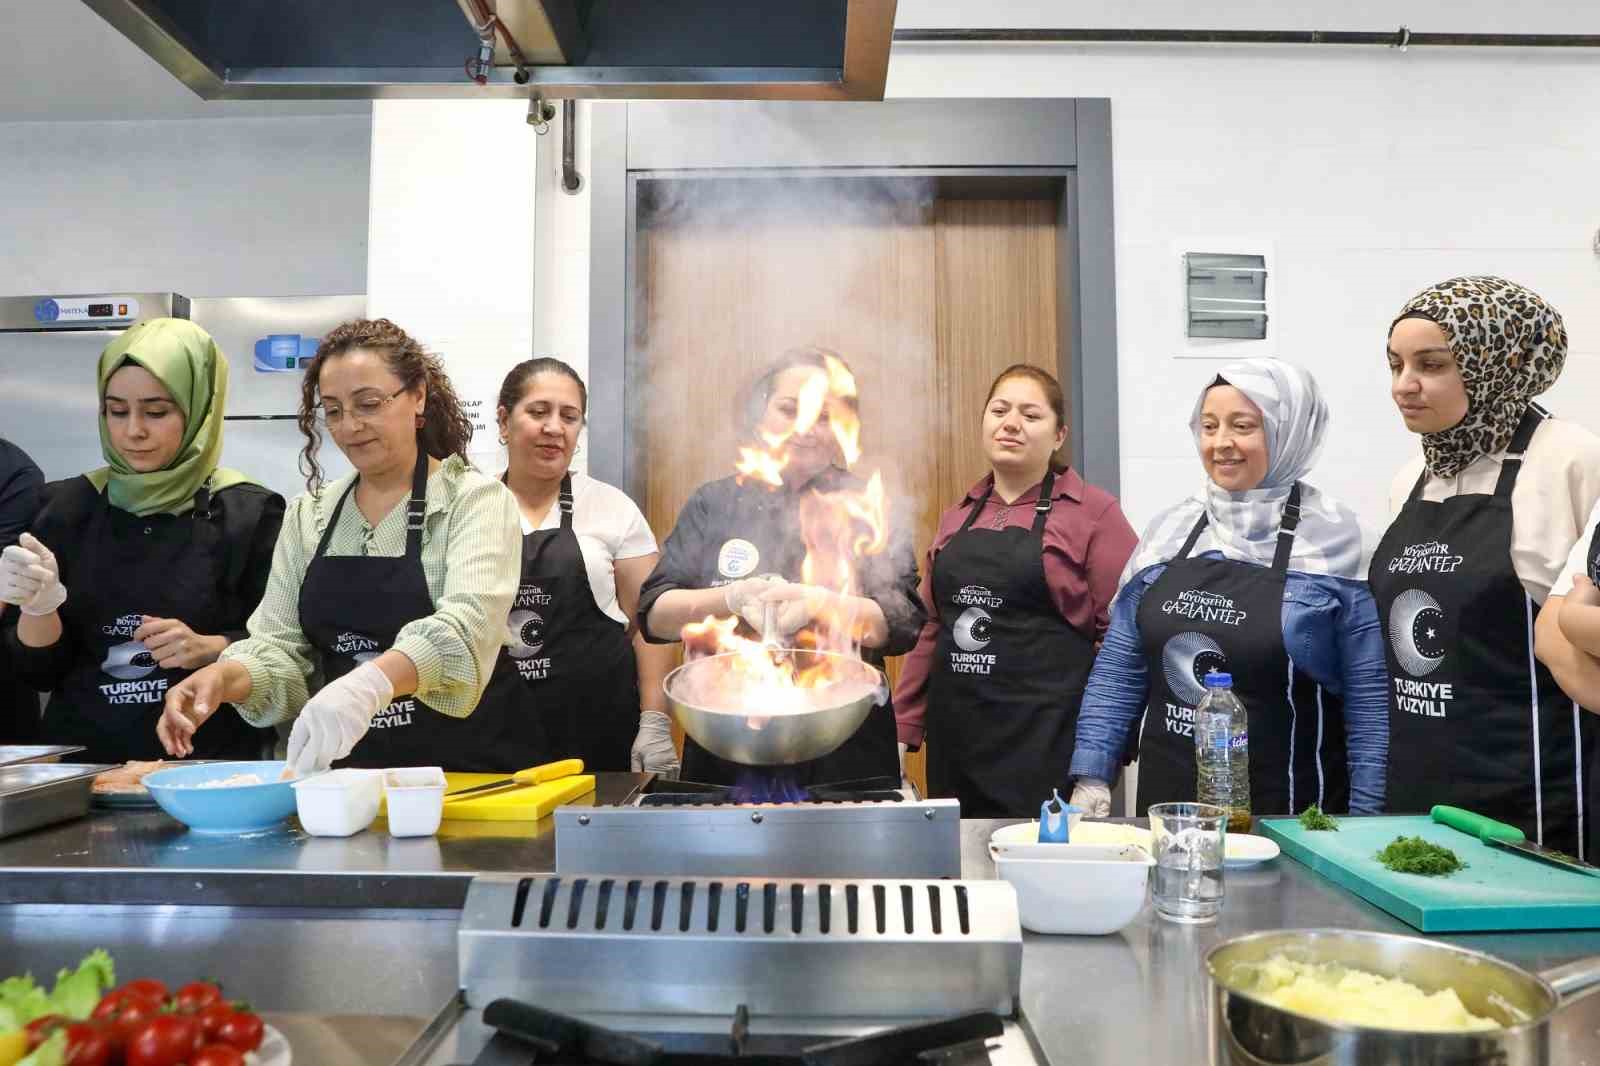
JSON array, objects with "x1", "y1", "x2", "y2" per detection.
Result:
[{"x1": 1068, "y1": 553, "x2": 1389, "y2": 813}]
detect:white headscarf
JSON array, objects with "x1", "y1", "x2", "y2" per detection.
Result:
[{"x1": 1120, "y1": 359, "x2": 1367, "y2": 587}]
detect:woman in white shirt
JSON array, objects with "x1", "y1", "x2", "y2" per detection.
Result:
[
  {"x1": 1370, "y1": 276, "x2": 1600, "y2": 857},
  {"x1": 473, "y1": 358, "x2": 680, "y2": 773}
]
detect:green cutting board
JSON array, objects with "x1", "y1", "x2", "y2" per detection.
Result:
[{"x1": 1259, "y1": 815, "x2": 1600, "y2": 932}]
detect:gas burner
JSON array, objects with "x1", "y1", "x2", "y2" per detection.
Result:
[
  {"x1": 469, "y1": 998, "x2": 1006, "y2": 1066},
  {"x1": 636, "y1": 776, "x2": 908, "y2": 808}
]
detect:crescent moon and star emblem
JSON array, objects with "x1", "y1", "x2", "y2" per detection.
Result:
[
  {"x1": 952, "y1": 607, "x2": 993, "y2": 652},
  {"x1": 507, "y1": 608, "x2": 547, "y2": 659},
  {"x1": 1388, "y1": 588, "x2": 1447, "y2": 678},
  {"x1": 1160, "y1": 631, "x2": 1230, "y2": 705}
]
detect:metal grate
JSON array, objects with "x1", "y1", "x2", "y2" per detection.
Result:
[{"x1": 457, "y1": 873, "x2": 1021, "y2": 1019}]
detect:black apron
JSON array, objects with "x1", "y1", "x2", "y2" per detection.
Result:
[
  {"x1": 299, "y1": 450, "x2": 488, "y2": 770},
  {"x1": 45, "y1": 484, "x2": 267, "y2": 763},
  {"x1": 1370, "y1": 407, "x2": 1595, "y2": 857},
  {"x1": 1134, "y1": 483, "x2": 1350, "y2": 816},
  {"x1": 924, "y1": 472, "x2": 1094, "y2": 817},
  {"x1": 474, "y1": 474, "x2": 639, "y2": 771}
]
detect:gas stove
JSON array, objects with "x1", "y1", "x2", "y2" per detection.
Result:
[
  {"x1": 553, "y1": 775, "x2": 962, "y2": 879},
  {"x1": 394, "y1": 873, "x2": 1041, "y2": 1066}
]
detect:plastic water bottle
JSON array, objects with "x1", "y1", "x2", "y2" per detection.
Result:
[{"x1": 1194, "y1": 672, "x2": 1252, "y2": 833}]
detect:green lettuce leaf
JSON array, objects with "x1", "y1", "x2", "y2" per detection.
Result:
[{"x1": 48, "y1": 950, "x2": 114, "y2": 1021}]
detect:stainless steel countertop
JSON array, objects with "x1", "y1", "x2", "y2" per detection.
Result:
[
  {"x1": 4, "y1": 778, "x2": 1599, "y2": 1063},
  {"x1": 0, "y1": 773, "x2": 641, "y2": 906}
]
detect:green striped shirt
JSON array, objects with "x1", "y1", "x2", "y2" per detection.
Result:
[{"x1": 221, "y1": 455, "x2": 520, "y2": 725}]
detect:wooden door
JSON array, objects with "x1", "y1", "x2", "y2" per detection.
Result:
[{"x1": 636, "y1": 184, "x2": 1064, "y2": 795}]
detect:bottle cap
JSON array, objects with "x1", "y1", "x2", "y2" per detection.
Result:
[{"x1": 1203, "y1": 672, "x2": 1233, "y2": 688}]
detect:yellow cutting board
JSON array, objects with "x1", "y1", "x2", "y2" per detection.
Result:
[{"x1": 435, "y1": 772, "x2": 596, "y2": 821}]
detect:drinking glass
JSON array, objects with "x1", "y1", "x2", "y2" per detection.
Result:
[{"x1": 1149, "y1": 801, "x2": 1228, "y2": 923}]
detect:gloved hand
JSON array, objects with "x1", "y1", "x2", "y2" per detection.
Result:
[
  {"x1": 631, "y1": 710, "x2": 681, "y2": 777},
  {"x1": 0, "y1": 533, "x2": 67, "y2": 616},
  {"x1": 759, "y1": 582, "x2": 836, "y2": 639},
  {"x1": 722, "y1": 573, "x2": 785, "y2": 633},
  {"x1": 285, "y1": 661, "x2": 394, "y2": 777},
  {"x1": 1070, "y1": 778, "x2": 1113, "y2": 818}
]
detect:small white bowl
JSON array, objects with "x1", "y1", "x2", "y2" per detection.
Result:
[
  {"x1": 992, "y1": 845, "x2": 1153, "y2": 935},
  {"x1": 292, "y1": 768, "x2": 382, "y2": 837},
  {"x1": 384, "y1": 766, "x2": 446, "y2": 837},
  {"x1": 988, "y1": 819, "x2": 1152, "y2": 860}
]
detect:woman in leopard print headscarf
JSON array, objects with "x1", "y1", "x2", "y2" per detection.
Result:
[{"x1": 1370, "y1": 275, "x2": 1600, "y2": 858}]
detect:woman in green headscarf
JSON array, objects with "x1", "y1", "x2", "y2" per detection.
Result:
[{"x1": 0, "y1": 319, "x2": 285, "y2": 762}]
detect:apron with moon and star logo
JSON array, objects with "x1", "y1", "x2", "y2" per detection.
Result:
[
  {"x1": 925, "y1": 472, "x2": 1096, "y2": 817},
  {"x1": 1134, "y1": 483, "x2": 1350, "y2": 816},
  {"x1": 474, "y1": 474, "x2": 640, "y2": 771},
  {"x1": 1370, "y1": 406, "x2": 1595, "y2": 857},
  {"x1": 43, "y1": 480, "x2": 268, "y2": 763}
]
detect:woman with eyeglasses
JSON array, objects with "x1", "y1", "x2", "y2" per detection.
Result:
[
  {"x1": 0, "y1": 319, "x2": 283, "y2": 762},
  {"x1": 157, "y1": 319, "x2": 521, "y2": 777}
]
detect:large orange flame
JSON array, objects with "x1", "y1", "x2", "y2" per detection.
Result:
[{"x1": 683, "y1": 353, "x2": 891, "y2": 709}]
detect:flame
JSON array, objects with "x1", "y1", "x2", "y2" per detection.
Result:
[{"x1": 680, "y1": 351, "x2": 892, "y2": 713}]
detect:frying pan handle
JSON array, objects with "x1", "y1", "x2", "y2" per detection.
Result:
[
  {"x1": 1430, "y1": 805, "x2": 1527, "y2": 843},
  {"x1": 1541, "y1": 956, "x2": 1600, "y2": 998}
]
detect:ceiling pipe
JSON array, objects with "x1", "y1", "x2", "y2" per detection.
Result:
[{"x1": 893, "y1": 27, "x2": 1600, "y2": 48}]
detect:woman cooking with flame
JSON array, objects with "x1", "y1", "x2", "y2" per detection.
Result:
[{"x1": 638, "y1": 347, "x2": 925, "y2": 786}]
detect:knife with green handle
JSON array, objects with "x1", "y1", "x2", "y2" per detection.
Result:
[{"x1": 1430, "y1": 805, "x2": 1600, "y2": 876}]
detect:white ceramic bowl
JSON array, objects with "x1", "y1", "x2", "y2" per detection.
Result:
[
  {"x1": 991, "y1": 844, "x2": 1154, "y2": 935},
  {"x1": 292, "y1": 768, "x2": 382, "y2": 837},
  {"x1": 988, "y1": 819, "x2": 1152, "y2": 860},
  {"x1": 384, "y1": 766, "x2": 446, "y2": 837}
]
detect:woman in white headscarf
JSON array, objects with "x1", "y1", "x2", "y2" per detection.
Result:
[{"x1": 1069, "y1": 359, "x2": 1387, "y2": 816}]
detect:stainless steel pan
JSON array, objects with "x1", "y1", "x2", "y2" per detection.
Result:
[
  {"x1": 1206, "y1": 928, "x2": 1600, "y2": 1065},
  {"x1": 663, "y1": 649, "x2": 884, "y2": 766}
]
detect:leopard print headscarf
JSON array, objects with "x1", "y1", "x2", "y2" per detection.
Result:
[{"x1": 1393, "y1": 276, "x2": 1567, "y2": 480}]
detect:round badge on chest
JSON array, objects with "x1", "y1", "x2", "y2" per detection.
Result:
[
  {"x1": 717, "y1": 538, "x2": 760, "y2": 579},
  {"x1": 1161, "y1": 631, "x2": 1230, "y2": 705},
  {"x1": 507, "y1": 609, "x2": 547, "y2": 659},
  {"x1": 1389, "y1": 588, "x2": 1447, "y2": 677}
]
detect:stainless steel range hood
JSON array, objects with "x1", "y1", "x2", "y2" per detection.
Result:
[{"x1": 79, "y1": 0, "x2": 896, "y2": 101}]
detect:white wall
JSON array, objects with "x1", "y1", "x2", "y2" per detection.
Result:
[
  {"x1": 366, "y1": 100, "x2": 540, "y2": 471},
  {"x1": 0, "y1": 115, "x2": 371, "y2": 296},
  {"x1": 887, "y1": 1, "x2": 1600, "y2": 533}
]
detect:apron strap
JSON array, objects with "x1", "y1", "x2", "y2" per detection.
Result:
[
  {"x1": 1174, "y1": 513, "x2": 1210, "y2": 561},
  {"x1": 191, "y1": 480, "x2": 213, "y2": 521},
  {"x1": 1271, "y1": 482, "x2": 1303, "y2": 572},
  {"x1": 1029, "y1": 470, "x2": 1057, "y2": 535},
  {"x1": 956, "y1": 483, "x2": 993, "y2": 533},
  {"x1": 314, "y1": 481, "x2": 359, "y2": 558},
  {"x1": 1493, "y1": 404, "x2": 1547, "y2": 499},
  {"x1": 404, "y1": 445, "x2": 429, "y2": 557},
  {"x1": 558, "y1": 472, "x2": 575, "y2": 530}
]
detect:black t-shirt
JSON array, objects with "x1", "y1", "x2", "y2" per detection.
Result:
[
  {"x1": 0, "y1": 439, "x2": 44, "y2": 740},
  {"x1": 637, "y1": 470, "x2": 926, "y2": 659}
]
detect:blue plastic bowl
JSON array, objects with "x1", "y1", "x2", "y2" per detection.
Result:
[{"x1": 143, "y1": 761, "x2": 297, "y2": 834}]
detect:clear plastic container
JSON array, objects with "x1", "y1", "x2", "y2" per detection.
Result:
[
  {"x1": 383, "y1": 766, "x2": 446, "y2": 837},
  {"x1": 291, "y1": 768, "x2": 383, "y2": 837}
]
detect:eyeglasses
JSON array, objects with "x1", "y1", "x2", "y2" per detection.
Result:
[{"x1": 315, "y1": 387, "x2": 408, "y2": 428}]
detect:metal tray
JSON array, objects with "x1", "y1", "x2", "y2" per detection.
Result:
[
  {"x1": 0, "y1": 763, "x2": 114, "y2": 839},
  {"x1": 0, "y1": 745, "x2": 86, "y2": 768}
]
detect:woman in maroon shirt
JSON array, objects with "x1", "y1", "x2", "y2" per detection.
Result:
[{"x1": 893, "y1": 365, "x2": 1137, "y2": 816}]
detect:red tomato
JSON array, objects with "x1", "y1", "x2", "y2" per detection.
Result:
[
  {"x1": 25, "y1": 1014, "x2": 66, "y2": 1049},
  {"x1": 190, "y1": 1045, "x2": 247, "y2": 1066},
  {"x1": 125, "y1": 1015, "x2": 200, "y2": 1066},
  {"x1": 196, "y1": 1003, "x2": 236, "y2": 1040},
  {"x1": 91, "y1": 994, "x2": 163, "y2": 1049},
  {"x1": 174, "y1": 981, "x2": 224, "y2": 1014},
  {"x1": 215, "y1": 1011, "x2": 264, "y2": 1054},
  {"x1": 62, "y1": 1021, "x2": 114, "y2": 1066},
  {"x1": 115, "y1": 979, "x2": 170, "y2": 1004}
]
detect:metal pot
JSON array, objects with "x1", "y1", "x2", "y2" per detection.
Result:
[
  {"x1": 663, "y1": 650, "x2": 883, "y2": 766},
  {"x1": 1206, "y1": 928, "x2": 1600, "y2": 1065}
]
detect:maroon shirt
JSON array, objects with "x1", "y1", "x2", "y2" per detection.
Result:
[{"x1": 893, "y1": 468, "x2": 1137, "y2": 748}]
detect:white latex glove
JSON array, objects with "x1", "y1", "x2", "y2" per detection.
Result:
[
  {"x1": 1070, "y1": 778, "x2": 1112, "y2": 818},
  {"x1": 759, "y1": 582, "x2": 834, "y2": 639},
  {"x1": 0, "y1": 534, "x2": 67, "y2": 616},
  {"x1": 285, "y1": 661, "x2": 394, "y2": 777},
  {"x1": 722, "y1": 574, "x2": 784, "y2": 633},
  {"x1": 630, "y1": 710, "x2": 681, "y2": 777}
]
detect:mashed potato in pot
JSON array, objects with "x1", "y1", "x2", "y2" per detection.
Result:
[{"x1": 1235, "y1": 956, "x2": 1502, "y2": 1032}]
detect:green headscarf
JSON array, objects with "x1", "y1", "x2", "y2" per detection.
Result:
[{"x1": 86, "y1": 318, "x2": 254, "y2": 515}]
